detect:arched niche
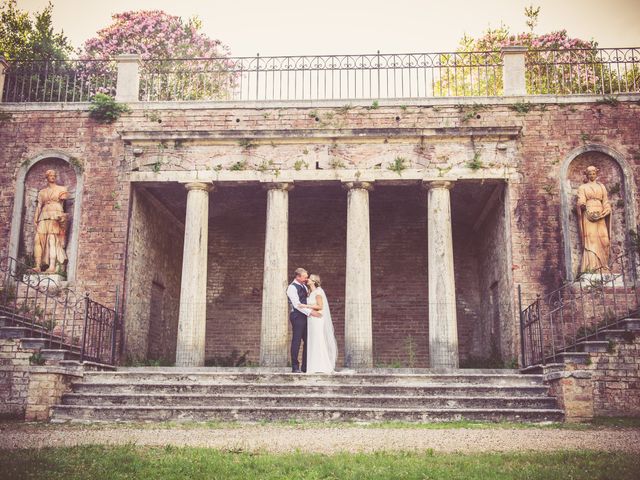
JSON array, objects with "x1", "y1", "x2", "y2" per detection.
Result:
[
  {"x1": 560, "y1": 144, "x2": 637, "y2": 281},
  {"x1": 8, "y1": 151, "x2": 84, "y2": 283}
]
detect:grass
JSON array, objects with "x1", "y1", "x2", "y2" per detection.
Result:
[
  {"x1": 467, "y1": 151, "x2": 484, "y2": 170},
  {"x1": 508, "y1": 101, "x2": 533, "y2": 114},
  {"x1": 387, "y1": 156, "x2": 408, "y2": 175},
  {"x1": 4, "y1": 417, "x2": 640, "y2": 431},
  {"x1": 0, "y1": 446, "x2": 638, "y2": 480}
]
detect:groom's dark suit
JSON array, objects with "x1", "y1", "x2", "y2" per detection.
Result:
[{"x1": 288, "y1": 282, "x2": 308, "y2": 372}]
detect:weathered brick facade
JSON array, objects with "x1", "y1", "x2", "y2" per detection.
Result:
[
  {"x1": 1, "y1": 97, "x2": 639, "y2": 367},
  {"x1": 544, "y1": 332, "x2": 640, "y2": 421},
  {"x1": 123, "y1": 188, "x2": 184, "y2": 363},
  {"x1": 592, "y1": 335, "x2": 640, "y2": 416}
]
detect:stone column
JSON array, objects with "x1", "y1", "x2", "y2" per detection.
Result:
[
  {"x1": 502, "y1": 46, "x2": 527, "y2": 96},
  {"x1": 175, "y1": 182, "x2": 212, "y2": 367},
  {"x1": 426, "y1": 181, "x2": 459, "y2": 369},
  {"x1": 344, "y1": 181, "x2": 374, "y2": 368},
  {"x1": 115, "y1": 54, "x2": 141, "y2": 102},
  {"x1": 260, "y1": 182, "x2": 292, "y2": 366}
]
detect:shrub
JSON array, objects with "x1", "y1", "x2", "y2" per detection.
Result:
[{"x1": 88, "y1": 93, "x2": 131, "y2": 123}]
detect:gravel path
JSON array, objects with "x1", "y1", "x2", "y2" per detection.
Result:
[{"x1": 1, "y1": 425, "x2": 639, "y2": 453}]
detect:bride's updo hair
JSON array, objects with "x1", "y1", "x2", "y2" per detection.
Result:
[{"x1": 309, "y1": 274, "x2": 321, "y2": 288}]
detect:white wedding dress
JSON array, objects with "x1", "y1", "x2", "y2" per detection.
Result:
[{"x1": 306, "y1": 287, "x2": 338, "y2": 373}]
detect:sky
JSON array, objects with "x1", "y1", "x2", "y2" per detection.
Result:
[{"x1": 16, "y1": 0, "x2": 640, "y2": 56}]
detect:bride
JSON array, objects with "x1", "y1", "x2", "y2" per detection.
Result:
[{"x1": 298, "y1": 274, "x2": 338, "y2": 373}]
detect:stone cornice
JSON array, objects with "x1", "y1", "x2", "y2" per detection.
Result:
[
  {"x1": 119, "y1": 126, "x2": 522, "y2": 144},
  {"x1": 2, "y1": 93, "x2": 639, "y2": 111},
  {"x1": 129, "y1": 167, "x2": 518, "y2": 185}
]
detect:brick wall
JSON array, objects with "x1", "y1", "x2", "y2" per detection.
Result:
[
  {"x1": 0, "y1": 339, "x2": 33, "y2": 418},
  {"x1": 123, "y1": 187, "x2": 184, "y2": 363},
  {"x1": 205, "y1": 185, "x2": 266, "y2": 365},
  {"x1": 544, "y1": 331, "x2": 640, "y2": 421},
  {"x1": 1, "y1": 99, "x2": 639, "y2": 367},
  {"x1": 0, "y1": 110, "x2": 130, "y2": 308},
  {"x1": 371, "y1": 186, "x2": 428, "y2": 367},
  {"x1": 202, "y1": 182, "x2": 504, "y2": 367},
  {"x1": 476, "y1": 185, "x2": 517, "y2": 364},
  {"x1": 0, "y1": 338, "x2": 84, "y2": 420},
  {"x1": 592, "y1": 335, "x2": 640, "y2": 416},
  {"x1": 507, "y1": 102, "x2": 640, "y2": 308}
]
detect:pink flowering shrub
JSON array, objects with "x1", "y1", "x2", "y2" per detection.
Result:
[
  {"x1": 81, "y1": 10, "x2": 229, "y2": 60},
  {"x1": 79, "y1": 10, "x2": 236, "y2": 100},
  {"x1": 463, "y1": 28, "x2": 595, "y2": 52},
  {"x1": 436, "y1": 26, "x2": 629, "y2": 95}
]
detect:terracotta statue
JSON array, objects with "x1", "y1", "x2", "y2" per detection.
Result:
[
  {"x1": 577, "y1": 165, "x2": 612, "y2": 274},
  {"x1": 33, "y1": 169, "x2": 69, "y2": 273}
]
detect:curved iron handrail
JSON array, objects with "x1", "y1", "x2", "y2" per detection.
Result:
[
  {"x1": 0, "y1": 255, "x2": 119, "y2": 365},
  {"x1": 519, "y1": 251, "x2": 640, "y2": 367}
]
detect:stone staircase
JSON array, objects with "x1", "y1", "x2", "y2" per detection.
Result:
[
  {"x1": 523, "y1": 317, "x2": 640, "y2": 370},
  {"x1": 50, "y1": 368, "x2": 564, "y2": 423},
  {"x1": 0, "y1": 312, "x2": 83, "y2": 363},
  {"x1": 0, "y1": 312, "x2": 116, "y2": 370}
]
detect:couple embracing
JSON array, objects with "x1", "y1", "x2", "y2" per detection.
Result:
[{"x1": 286, "y1": 268, "x2": 338, "y2": 373}]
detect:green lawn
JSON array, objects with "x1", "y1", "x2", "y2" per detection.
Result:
[{"x1": 0, "y1": 446, "x2": 638, "y2": 480}]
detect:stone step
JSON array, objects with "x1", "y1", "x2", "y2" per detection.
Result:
[
  {"x1": 59, "y1": 360, "x2": 118, "y2": 371},
  {"x1": 0, "y1": 314, "x2": 77, "y2": 343},
  {"x1": 619, "y1": 318, "x2": 640, "y2": 331},
  {"x1": 50, "y1": 404, "x2": 565, "y2": 423},
  {"x1": 113, "y1": 367, "x2": 523, "y2": 375},
  {"x1": 41, "y1": 349, "x2": 80, "y2": 361},
  {"x1": 61, "y1": 392, "x2": 558, "y2": 409},
  {"x1": 554, "y1": 352, "x2": 591, "y2": 364},
  {"x1": 19, "y1": 338, "x2": 49, "y2": 350},
  {"x1": 519, "y1": 363, "x2": 565, "y2": 375},
  {"x1": 80, "y1": 371, "x2": 545, "y2": 387},
  {"x1": 0, "y1": 317, "x2": 14, "y2": 327},
  {"x1": 598, "y1": 329, "x2": 631, "y2": 341},
  {"x1": 0, "y1": 319, "x2": 64, "y2": 341},
  {"x1": 576, "y1": 341, "x2": 610, "y2": 353},
  {"x1": 0, "y1": 326, "x2": 31, "y2": 339},
  {"x1": 71, "y1": 381, "x2": 550, "y2": 398}
]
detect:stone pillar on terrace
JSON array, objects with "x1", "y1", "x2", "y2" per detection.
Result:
[
  {"x1": 260, "y1": 182, "x2": 292, "y2": 366},
  {"x1": 425, "y1": 180, "x2": 459, "y2": 369},
  {"x1": 0, "y1": 59, "x2": 7, "y2": 102},
  {"x1": 502, "y1": 46, "x2": 527, "y2": 96},
  {"x1": 175, "y1": 182, "x2": 212, "y2": 367},
  {"x1": 343, "y1": 181, "x2": 374, "y2": 368},
  {"x1": 115, "y1": 54, "x2": 141, "y2": 103}
]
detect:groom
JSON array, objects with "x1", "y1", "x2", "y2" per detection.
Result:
[{"x1": 286, "y1": 267, "x2": 321, "y2": 373}]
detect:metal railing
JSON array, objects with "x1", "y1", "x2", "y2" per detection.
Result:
[
  {"x1": 139, "y1": 51, "x2": 503, "y2": 101},
  {"x1": 2, "y1": 47, "x2": 639, "y2": 103},
  {"x1": 519, "y1": 251, "x2": 640, "y2": 368},
  {"x1": 526, "y1": 47, "x2": 640, "y2": 94},
  {"x1": 0, "y1": 255, "x2": 120, "y2": 365},
  {"x1": 1, "y1": 59, "x2": 117, "y2": 102}
]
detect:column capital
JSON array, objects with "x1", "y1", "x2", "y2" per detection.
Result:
[
  {"x1": 343, "y1": 181, "x2": 374, "y2": 191},
  {"x1": 501, "y1": 45, "x2": 528, "y2": 55},
  {"x1": 263, "y1": 182, "x2": 293, "y2": 192},
  {"x1": 183, "y1": 182, "x2": 214, "y2": 192},
  {"x1": 115, "y1": 53, "x2": 142, "y2": 63},
  {"x1": 423, "y1": 180, "x2": 454, "y2": 191}
]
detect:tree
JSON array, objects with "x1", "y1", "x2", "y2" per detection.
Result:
[
  {"x1": 435, "y1": 6, "x2": 605, "y2": 96},
  {"x1": 0, "y1": 1, "x2": 79, "y2": 101},
  {"x1": 80, "y1": 10, "x2": 235, "y2": 100},
  {"x1": 0, "y1": 0, "x2": 74, "y2": 60}
]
